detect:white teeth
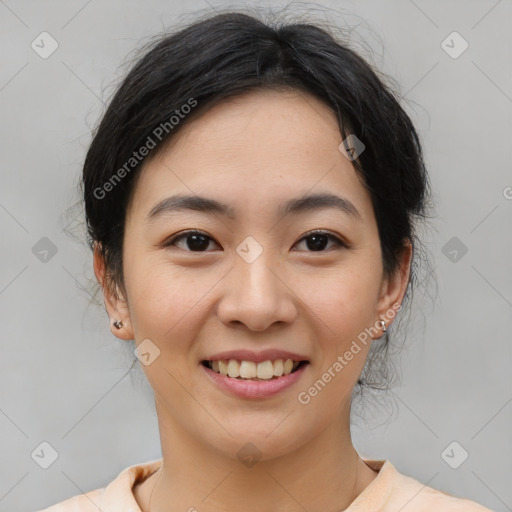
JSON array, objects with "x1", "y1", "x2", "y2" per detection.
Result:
[
  {"x1": 283, "y1": 359, "x2": 294, "y2": 375},
  {"x1": 257, "y1": 360, "x2": 274, "y2": 379},
  {"x1": 218, "y1": 360, "x2": 228, "y2": 376},
  {"x1": 239, "y1": 360, "x2": 257, "y2": 378},
  {"x1": 273, "y1": 359, "x2": 284, "y2": 376},
  {"x1": 207, "y1": 358, "x2": 303, "y2": 380},
  {"x1": 227, "y1": 359, "x2": 240, "y2": 378}
]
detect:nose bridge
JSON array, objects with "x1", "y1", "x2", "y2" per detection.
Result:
[
  {"x1": 235, "y1": 236, "x2": 281, "y2": 302},
  {"x1": 236, "y1": 244, "x2": 278, "y2": 297},
  {"x1": 217, "y1": 237, "x2": 296, "y2": 330}
]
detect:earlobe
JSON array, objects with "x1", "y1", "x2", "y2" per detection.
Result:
[{"x1": 109, "y1": 316, "x2": 134, "y2": 341}]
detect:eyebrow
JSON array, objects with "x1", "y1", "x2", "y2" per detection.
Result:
[{"x1": 146, "y1": 192, "x2": 362, "y2": 222}]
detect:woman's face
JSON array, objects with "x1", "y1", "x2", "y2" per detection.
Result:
[{"x1": 96, "y1": 88, "x2": 411, "y2": 460}]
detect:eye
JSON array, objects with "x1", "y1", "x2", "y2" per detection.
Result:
[
  {"x1": 293, "y1": 230, "x2": 348, "y2": 252},
  {"x1": 163, "y1": 229, "x2": 348, "y2": 253},
  {"x1": 164, "y1": 230, "x2": 219, "y2": 252}
]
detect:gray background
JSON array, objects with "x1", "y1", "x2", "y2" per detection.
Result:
[{"x1": 0, "y1": 1, "x2": 511, "y2": 511}]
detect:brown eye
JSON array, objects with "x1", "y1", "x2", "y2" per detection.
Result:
[
  {"x1": 293, "y1": 230, "x2": 347, "y2": 252},
  {"x1": 164, "y1": 229, "x2": 348, "y2": 253},
  {"x1": 165, "y1": 230, "x2": 219, "y2": 252}
]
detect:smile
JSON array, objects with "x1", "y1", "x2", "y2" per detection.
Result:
[
  {"x1": 201, "y1": 359, "x2": 307, "y2": 380},
  {"x1": 201, "y1": 359, "x2": 310, "y2": 399}
]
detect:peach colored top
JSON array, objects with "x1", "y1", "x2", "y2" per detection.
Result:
[{"x1": 36, "y1": 458, "x2": 493, "y2": 511}]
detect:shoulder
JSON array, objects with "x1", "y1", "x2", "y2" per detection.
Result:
[
  {"x1": 34, "y1": 459, "x2": 163, "y2": 512},
  {"x1": 383, "y1": 461, "x2": 493, "y2": 511},
  {"x1": 34, "y1": 488, "x2": 104, "y2": 512}
]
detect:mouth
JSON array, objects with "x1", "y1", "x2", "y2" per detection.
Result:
[
  {"x1": 201, "y1": 359, "x2": 309, "y2": 381},
  {"x1": 201, "y1": 357, "x2": 310, "y2": 399}
]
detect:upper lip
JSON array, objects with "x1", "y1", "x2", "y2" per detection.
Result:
[{"x1": 202, "y1": 349, "x2": 309, "y2": 363}]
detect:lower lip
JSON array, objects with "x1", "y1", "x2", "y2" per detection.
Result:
[{"x1": 201, "y1": 363, "x2": 308, "y2": 399}]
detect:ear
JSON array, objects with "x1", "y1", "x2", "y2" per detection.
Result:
[
  {"x1": 375, "y1": 240, "x2": 413, "y2": 330},
  {"x1": 93, "y1": 242, "x2": 134, "y2": 341}
]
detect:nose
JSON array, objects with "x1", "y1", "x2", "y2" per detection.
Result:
[{"x1": 216, "y1": 248, "x2": 297, "y2": 332}]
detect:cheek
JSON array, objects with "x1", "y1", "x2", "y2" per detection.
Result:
[
  {"x1": 124, "y1": 261, "x2": 224, "y2": 385},
  {"x1": 124, "y1": 255, "x2": 194, "y2": 331},
  {"x1": 299, "y1": 266, "x2": 381, "y2": 338}
]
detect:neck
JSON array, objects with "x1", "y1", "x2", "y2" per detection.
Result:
[{"x1": 139, "y1": 399, "x2": 378, "y2": 512}]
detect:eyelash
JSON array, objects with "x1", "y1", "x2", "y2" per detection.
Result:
[{"x1": 163, "y1": 229, "x2": 348, "y2": 252}]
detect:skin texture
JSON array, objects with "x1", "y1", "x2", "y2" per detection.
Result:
[{"x1": 94, "y1": 88, "x2": 412, "y2": 512}]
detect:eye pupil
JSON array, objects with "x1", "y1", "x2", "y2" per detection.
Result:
[
  {"x1": 187, "y1": 234, "x2": 209, "y2": 251},
  {"x1": 306, "y1": 234, "x2": 328, "y2": 251}
]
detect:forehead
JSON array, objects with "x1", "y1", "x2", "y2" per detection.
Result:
[
  {"x1": 167, "y1": 88, "x2": 342, "y2": 159},
  {"x1": 127, "y1": 89, "x2": 373, "y2": 224}
]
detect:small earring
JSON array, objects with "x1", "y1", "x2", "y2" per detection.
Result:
[
  {"x1": 378, "y1": 319, "x2": 387, "y2": 333},
  {"x1": 113, "y1": 320, "x2": 123, "y2": 329}
]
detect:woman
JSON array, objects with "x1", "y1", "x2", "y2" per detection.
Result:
[{"x1": 39, "y1": 9, "x2": 492, "y2": 512}]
